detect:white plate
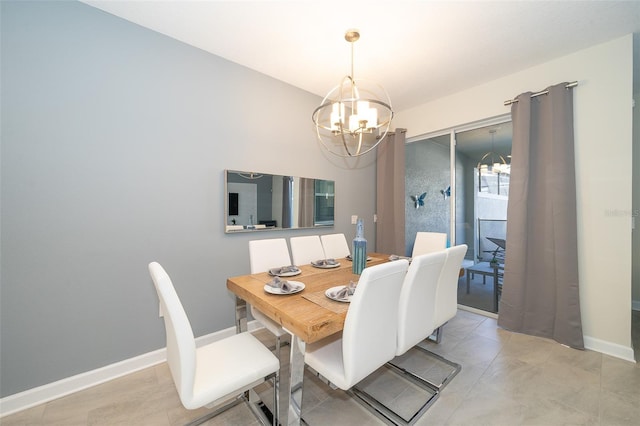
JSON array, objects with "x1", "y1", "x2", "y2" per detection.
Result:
[
  {"x1": 325, "y1": 285, "x2": 352, "y2": 303},
  {"x1": 311, "y1": 261, "x2": 341, "y2": 269},
  {"x1": 268, "y1": 268, "x2": 301, "y2": 277},
  {"x1": 346, "y1": 255, "x2": 373, "y2": 262},
  {"x1": 264, "y1": 281, "x2": 305, "y2": 295}
]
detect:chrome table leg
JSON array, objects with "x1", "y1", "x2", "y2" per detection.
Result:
[
  {"x1": 279, "y1": 335, "x2": 305, "y2": 425},
  {"x1": 235, "y1": 296, "x2": 247, "y2": 333}
]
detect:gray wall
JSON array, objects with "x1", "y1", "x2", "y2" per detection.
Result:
[
  {"x1": 405, "y1": 136, "x2": 451, "y2": 255},
  {"x1": 0, "y1": 1, "x2": 377, "y2": 397},
  {"x1": 404, "y1": 138, "x2": 471, "y2": 258}
]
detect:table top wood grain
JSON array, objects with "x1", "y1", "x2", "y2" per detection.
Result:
[{"x1": 227, "y1": 253, "x2": 389, "y2": 344}]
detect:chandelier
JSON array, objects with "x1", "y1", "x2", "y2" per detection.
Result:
[
  {"x1": 312, "y1": 30, "x2": 394, "y2": 157},
  {"x1": 477, "y1": 129, "x2": 509, "y2": 193}
]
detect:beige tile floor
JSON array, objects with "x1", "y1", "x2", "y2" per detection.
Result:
[{"x1": 3, "y1": 310, "x2": 639, "y2": 426}]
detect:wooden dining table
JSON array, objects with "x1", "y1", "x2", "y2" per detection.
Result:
[{"x1": 226, "y1": 253, "x2": 390, "y2": 426}]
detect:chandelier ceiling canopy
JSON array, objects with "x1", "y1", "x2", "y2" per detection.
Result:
[{"x1": 312, "y1": 30, "x2": 394, "y2": 157}]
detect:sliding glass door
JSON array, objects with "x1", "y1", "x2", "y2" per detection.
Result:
[
  {"x1": 406, "y1": 118, "x2": 512, "y2": 314},
  {"x1": 456, "y1": 123, "x2": 511, "y2": 313}
]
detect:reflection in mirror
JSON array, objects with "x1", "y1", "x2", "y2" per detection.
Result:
[{"x1": 225, "y1": 170, "x2": 335, "y2": 233}]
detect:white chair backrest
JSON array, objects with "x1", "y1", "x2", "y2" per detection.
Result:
[
  {"x1": 434, "y1": 244, "x2": 468, "y2": 328},
  {"x1": 248, "y1": 238, "x2": 292, "y2": 273},
  {"x1": 396, "y1": 251, "x2": 448, "y2": 356},
  {"x1": 148, "y1": 262, "x2": 196, "y2": 405},
  {"x1": 320, "y1": 233, "x2": 351, "y2": 259},
  {"x1": 290, "y1": 235, "x2": 325, "y2": 266},
  {"x1": 411, "y1": 232, "x2": 447, "y2": 257},
  {"x1": 342, "y1": 259, "x2": 409, "y2": 387}
]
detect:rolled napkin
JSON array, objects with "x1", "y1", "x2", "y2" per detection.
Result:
[
  {"x1": 312, "y1": 258, "x2": 338, "y2": 267},
  {"x1": 266, "y1": 276, "x2": 299, "y2": 293},
  {"x1": 332, "y1": 281, "x2": 357, "y2": 300},
  {"x1": 389, "y1": 254, "x2": 412, "y2": 262},
  {"x1": 269, "y1": 265, "x2": 299, "y2": 276}
]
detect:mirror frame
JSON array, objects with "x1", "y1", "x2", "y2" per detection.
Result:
[{"x1": 224, "y1": 169, "x2": 335, "y2": 233}]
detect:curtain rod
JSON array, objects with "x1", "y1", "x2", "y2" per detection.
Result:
[{"x1": 503, "y1": 81, "x2": 578, "y2": 106}]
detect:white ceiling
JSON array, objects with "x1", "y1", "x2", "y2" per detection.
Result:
[{"x1": 82, "y1": 0, "x2": 640, "y2": 113}]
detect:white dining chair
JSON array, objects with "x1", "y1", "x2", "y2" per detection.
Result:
[
  {"x1": 395, "y1": 251, "x2": 448, "y2": 357},
  {"x1": 148, "y1": 262, "x2": 279, "y2": 425},
  {"x1": 249, "y1": 238, "x2": 292, "y2": 274},
  {"x1": 320, "y1": 234, "x2": 351, "y2": 259},
  {"x1": 289, "y1": 235, "x2": 326, "y2": 265},
  {"x1": 304, "y1": 259, "x2": 409, "y2": 390},
  {"x1": 388, "y1": 245, "x2": 468, "y2": 394},
  {"x1": 388, "y1": 249, "x2": 461, "y2": 387},
  {"x1": 375, "y1": 251, "x2": 449, "y2": 421},
  {"x1": 320, "y1": 233, "x2": 351, "y2": 259},
  {"x1": 248, "y1": 238, "x2": 292, "y2": 354},
  {"x1": 411, "y1": 232, "x2": 447, "y2": 257},
  {"x1": 432, "y1": 244, "x2": 468, "y2": 342}
]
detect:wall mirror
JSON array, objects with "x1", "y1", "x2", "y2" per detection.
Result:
[{"x1": 225, "y1": 170, "x2": 335, "y2": 233}]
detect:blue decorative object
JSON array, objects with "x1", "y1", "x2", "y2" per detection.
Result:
[
  {"x1": 440, "y1": 186, "x2": 451, "y2": 200},
  {"x1": 410, "y1": 192, "x2": 426, "y2": 209},
  {"x1": 352, "y1": 218, "x2": 367, "y2": 275}
]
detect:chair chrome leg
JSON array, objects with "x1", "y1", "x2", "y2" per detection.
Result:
[
  {"x1": 184, "y1": 396, "x2": 244, "y2": 426},
  {"x1": 426, "y1": 325, "x2": 443, "y2": 343},
  {"x1": 185, "y1": 374, "x2": 279, "y2": 426},
  {"x1": 235, "y1": 297, "x2": 248, "y2": 333},
  {"x1": 349, "y1": 366, "x2": 440, "y2": 426},
  {"x1": 264, "y1": 332, "x2": 289, "y2": 354},
  {"x1": 434, "y1": 326, "x2": 443, "y2": 343},
  {"x1": 244, "y1": 373, "x2": 279, "y2": 426},
  {"x1": 387, "y1": 346, "x2": 461, "y2": 392},
  {"x1": 272, "y1": 371, "x2": 279, "y2": 426},
  {"x1": 275, "y1": 335, "x2": 281, "y2": 356}
]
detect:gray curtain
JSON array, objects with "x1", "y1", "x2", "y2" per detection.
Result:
[
  {"x1": 376, "y1": 129, "x2": 406, "y2": 255},
  {"x1": 298, "y1": 177, "x2": 315, "y2": 227},
  {"x1": 498, "y1": 83, "x2": 584, "y2": 349}
]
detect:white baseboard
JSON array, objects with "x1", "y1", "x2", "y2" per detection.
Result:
[
  {"x1": 456, "y1": 306, "x2": 635, "y2": 363},
  {"x1": 632, "y1": 299, "x2": 640, "y2": 311},
  {"x1": 583, "y1": 335, "x2": 636, "y2": 363},
  {"x1": 0, "y1": 321, "x2": 263, "y2": 417}
]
